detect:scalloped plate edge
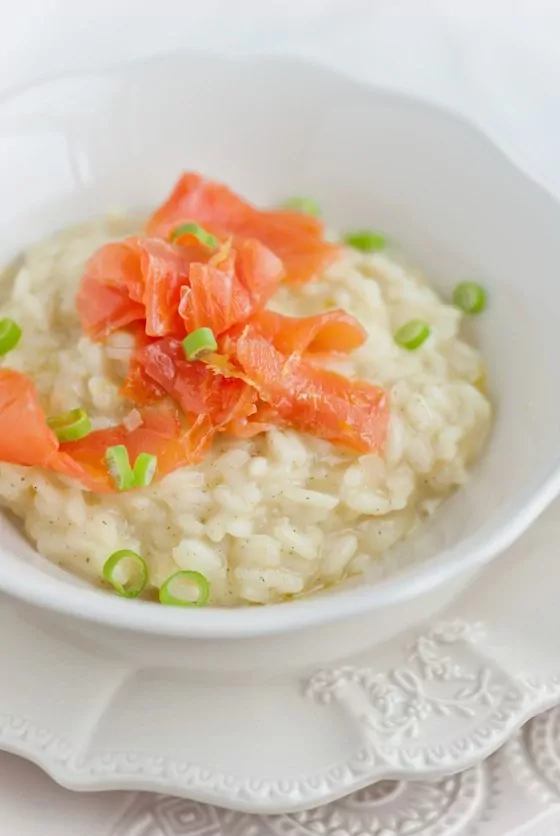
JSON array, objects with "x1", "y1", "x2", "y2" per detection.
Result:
[{"x1": 0, "y1": 689, "x2": 559, "y2": 814}]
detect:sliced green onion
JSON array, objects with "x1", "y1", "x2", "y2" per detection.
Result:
[
  {"x1": 182, "y1": 327, "x2": 218, "y2": 361},
  {"x1": 169, "y1": 222, "x2": 217, "y2": 248},
  {"x1": 105, "y1": 444, "x2": 135, "y2": 491},
  {"x1": 47, "y1": 408, "x2": 91, "y2": 443},
  {"x1": 159, "y1": 570, "x2": 210, "y2": 607},
  {"x1": 133, "y1": 452, "x2": 158, "y2": 487},
  {"x1": 282, "y1": 196, "x2": 321, "y2": 217},
  {"x1": 343, "y1": 229, "x2": 387, "y2": 252},
  {"x1": 453, "y1": 281, "x2": 487, "y2": 314},
  {"x1": 103, "y1": 549, "x2": 148, "y2": 598},
  {"x1": 394, "y1": 319, "x2": 431, "y2": 350},
  {"x1": 0, "y1": 318, "x2": 22, "y2": 356}
]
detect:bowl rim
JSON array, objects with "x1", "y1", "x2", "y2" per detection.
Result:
[{"x1": 1, "y1": 51, "x2": 560, "y2": 639}]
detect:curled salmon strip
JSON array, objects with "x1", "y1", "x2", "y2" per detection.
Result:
[
  {"x1": 62, "y1": 407, "x2": 213, "y2": 490},
  {"x1": 120, "y1": 354, "x2": 165, "y2": 406},
  {"x1": 224, "y1": 401, "x2": 285, "y2": 439},
  {"x1": 77, "y1": 271, "x2": 145, "y2": 342},
  {"x1": 77, "y1": 237, "x2": 210, "y2": 339},
  {"x1": 133, "y1": 326, "x2": 388, "y2": 453},
  {"x1": 178, "y1": 239, "x2": 284, "y2": 336},
  {"x1": 0, "y1": 369, "x2": 93, "y2": 482},
  {"x1": 119, "y1": 325, "x2": 165, "y2": 406},
  {"x1": 0, "y1": 368, "x2": 212, "y2": 491},
  {"x1": 146, "y1": 172, "x2": 340, "y2": 283},
  {"x1": 78, "y1": 235, "x2": 284, "y2": 342},
  {"x1": 133, "y1": 338, "x2": 257, "y2": 430},
  {"x1": 231, "y1": 326, "x2": 389, "y2": 453},
  {"x1": 250, "y1": 309, "x2": 367, "y2": 356}
]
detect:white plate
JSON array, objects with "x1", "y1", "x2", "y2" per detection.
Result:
[
  {"x1": 2, "y1": 498, "x2": 560, "y2": 814},
  {"x1": 4, "y1": 705, "x2": 560, "y2": 835}
]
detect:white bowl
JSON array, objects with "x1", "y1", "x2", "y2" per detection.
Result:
[{"x1": 0, "y1": 53, "x2": 559, "y2": 675}]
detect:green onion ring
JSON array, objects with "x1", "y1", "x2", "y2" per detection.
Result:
[
  {"x1": 0, "y1": 318, "x2": 22, "y2": 356},
  {"x1": 103, "y1": 549, "x2": 148, "y2": 598},
  {"x1": 169, "y1": 222, "x2": 217, "y2": 248},
  {"x1": 47, "y1": 408, "x2": 91, "y2": 443},
  {"x1": 394, "y1": 319, "x2": 431, "y2": 350},
  {"x1": 343, "y1": 229, "x2": 386, "y2": 252},
  {"x1": 182, "y1": 327, "x2": 218, "y2": 361},
  {"x1": 105, "y1": 444, "x2": 135, "y2": 491},
  {"x1": 453, "y1": 281, "x2": 487, "y2": 314},
  {"x1": 282, "y1": 196, "x2": 321, "y2": 217},
  {"x1": 133, "y1": 452, "x2": 158, "y2": 487},
  {"x1": 159, "y1": 570, "x2": 210, "y2": 607}
]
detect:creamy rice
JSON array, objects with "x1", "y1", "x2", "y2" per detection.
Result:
[{"x1": 0, "y1": 217, "x2": 491, "y2": 605}]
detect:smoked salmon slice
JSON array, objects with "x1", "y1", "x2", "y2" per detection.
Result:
[
  {"x1": 224, "y1": 401, "x2": 284, "y2": 439},
  {"x1": 118, "y1": 325, "x2": 165, "y2": 406},
  {"x1": 0, "y1": 369, "x2": 98, "y2": 485},
  {"x1": 0, "y1": 369, "x2": 80, "y2": 476},
  {"x1": 146, "y1": 173, "x2": 340, "y2": 284},
  {"x1": 0, "y1": 369, "x2": 212, "y2": 491},
  {"x1": 231, "y1": 326, "x2": 389, "y2": 453},
  {"x1": 140, "y1": 324, "x2": 388, "y2": 452},
  {"x1": 76, "y1": 272, "x2": 145, "y2": 342},
  {"x1": 134, "y1": 338, "x2": 257, "y2": 429},
  {"x1": 78, "y1": 236, "x2": 284, "y2": 342},
  {"x1": 120, "y1": 355, "x2": 166, "y2": 406},
  {"x1": 78, "y1": 237, "x2": 207, "y2": 340},
  {"x1": 0, "y1": 173, "x2": 389, "y2": 491},
  {"x1": 62, "y1": 407, "x2": 214, "y2": 490},
  {"x1": 178, "y1": 239, "x2": 284, "y2": 336},
  {"x1": 250, "y1": 309, "x2": 367, "y2": 356}
]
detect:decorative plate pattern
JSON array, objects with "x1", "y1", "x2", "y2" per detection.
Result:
[
  {"x1": 0, "y1": 608, "x2": 559, "y2": 814},
  {"x1": 106, "y1": 709, "x2": 560, "y2": 835},
  {"x1": 305, "y1": 620, "x2": 513, "y2": 744},
  {"x1": 111, "y1": 767, "x2": 490, "y2": 836}
]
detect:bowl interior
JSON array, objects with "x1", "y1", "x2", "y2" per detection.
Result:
[{"x1": 0, "y1": 54, "x2": 558, "y2": 635}]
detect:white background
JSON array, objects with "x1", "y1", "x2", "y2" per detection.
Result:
[
  {"x1": 2, "y1": 0, "x2": 560, "y2": 196},
  {"x1": 1, "y1": 1, "x2": 560, "y2": 832}
]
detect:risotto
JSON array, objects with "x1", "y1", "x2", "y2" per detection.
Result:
[{"x1": 0, "y1": 177, "x2": 491, "y2": 606}]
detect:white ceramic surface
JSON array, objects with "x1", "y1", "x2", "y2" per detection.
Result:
[
  {"x1": 2, "y1": 498, "x2": 560, "y2": 813},
  {"x1": 5, "y1": 703, "x2": 560, "y2": 835},
  {"x1": 0, "y1": 53, "x2": 559, "y2": 668}
]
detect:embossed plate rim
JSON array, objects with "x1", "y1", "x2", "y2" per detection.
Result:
[{"x1": 0, "y1": 605, "x2": 558, "y2": 814}]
